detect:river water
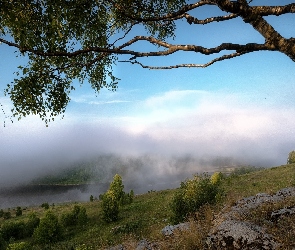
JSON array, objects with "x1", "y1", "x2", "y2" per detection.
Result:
[{"x1": 0, "y1": 180, "x2": 181, "y2": 209}]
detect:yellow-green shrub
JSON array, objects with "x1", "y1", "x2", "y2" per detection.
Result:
[{"x1": 170, "y1": 174, "x2": 224, "y2": 224}]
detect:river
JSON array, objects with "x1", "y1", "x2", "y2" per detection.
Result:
[{"x1": 0, "y1": 179, "x2": 181, "y2": 209}]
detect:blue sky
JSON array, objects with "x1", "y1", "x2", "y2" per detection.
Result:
[{"x1": 0, "y1": 1, "x2": 295, "y2": 186}]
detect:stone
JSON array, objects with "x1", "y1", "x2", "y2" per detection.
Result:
[
  {"x1": 161, "y1": 222, "x2": 189, "y2": 236},
  {"x1": 206, "y1": 187, "x2": 295, "y2": 249}
]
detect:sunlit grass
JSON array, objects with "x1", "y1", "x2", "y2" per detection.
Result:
[{"x1": 0, "y1": 164, "x2": 294, "y2": 249}]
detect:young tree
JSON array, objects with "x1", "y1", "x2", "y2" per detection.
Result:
[
  {"x1": 102, "y1": 190, "x2": 120, "y2": 222},
  {"x1": 0, "y1": 1, "x2": 294, "y2": 122},
  {"x1": 32, "y1": 211, "x2": 63, "y2": 244},
  {"x1": 109, "y1": 174, "x2": 125, "y2": 203},
  {"x1": 15, "y1": 207, "x2": 22, "y2": 217},
  {"x1": 287, "y1": 150, "x2": 295, "y2": 164}
]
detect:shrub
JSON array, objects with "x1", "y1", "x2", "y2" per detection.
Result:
[
  {"x1": 25, "y1": 213, "x2": 40, "y2": 237},
  {"x1": 1, "y1": 221, "x2": 25, "y2": 241},
  {"x1": 0, "y1": 209, "x2": 3, "y2": 218},
  {"x1": 121, "y1": 190, "x2": 135, "y2": 205},
  {"x1": 77, "y1": 206, "x2": 88, "y2": 226},
  {"x1": 0, "y1": 234, "x2": 7, "y2": 250},
  {"x1": 15, "y1": 207, "x2": 22, "y2": 217},
  {"x1": 90, "y1": 195, "x2": 94, "y2": 202},
  {"x1": 102, "y1": 190, "x2": 119, "y2": 222},
  {"x1": 287, "y1": 150, "x2": 295, "y2": 164},
  {"x1": 109, "y1": 174, "x2": 124, "y2": 203},
  {"x1": 6, "y1": 242, "x2": 31, "y2": 250},
  {"x1": 170, "y1": 174, "x2": 224, "y2": 224},
  {"x1": 210, "y1": 172, "x2": 224, "y2": 185},
  {"x1": 61, "y1": 205, "x2": 88, "y2": 227},
  {"x1": 101, "y1": 174, "x2": 133, "y2": 222},
  {"x1": 3, "y1": 212, "x2": 11, "y2": 220},
  {"x1": 40, "y1": 203, "x2": 49, "y2": 210},
  {"x1": 33, "y1": 211, "x2": 63, "y2": 244}
]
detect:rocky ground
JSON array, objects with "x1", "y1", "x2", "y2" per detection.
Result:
[{"x1": 107, "y1": 187, "x2": 295, "y2": 250}]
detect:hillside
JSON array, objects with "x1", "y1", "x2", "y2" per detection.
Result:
[{"x1": 0, "y1": 164, "x2": 294, "y2": 249}]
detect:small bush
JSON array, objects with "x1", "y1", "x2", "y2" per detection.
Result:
[
  {"x1": 6, "y1": 242, "x2": 31, "y2": 250},
  {"x1": 15, "y1": 207, "x2": 22, "y2": 217},
  {"x1": 25, "y1": 213, "x2": 40, "y2": 237},
  {"x1": 90, "y1": 195, "x2": 94, "y2": 202},
  {"x1": 33, "y1": 211, "x2": 63, "y2": 244},
  {"x1": 170, "y1": 173, "x2": 224, "y2": 224},
  {"x1": 102, "y1": 190, "x2": 119, "y2": 222},
  {"x1": 110, "y1": 174, "x2": 124, "y2": 203},
  {"x1": 0, "y1": 209, "x2": 4, "y2": 218},
  {"x1": 0, "y1": 234, "x2": 7, "y2": 250},
  {"x1": 1, "y1": 221, "x2": 25, "y2": 241},
  {"x1": 3, "y1": 212, "x2": 11, "y2": 220},
  {"x1": 61, "y1": 205, "x2": 88, "y2": 227},
  {"x1": 40, "y1": 203, "x2": 49, "y2": 210}
]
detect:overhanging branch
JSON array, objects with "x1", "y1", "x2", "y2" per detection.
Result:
[{"x1": 119, "y1": 51, "x2": 249, "y2": 69}]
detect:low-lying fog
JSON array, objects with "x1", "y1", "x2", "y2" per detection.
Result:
[{"x1": 0, "y1": 106, "x2": 294, "y2": 208}]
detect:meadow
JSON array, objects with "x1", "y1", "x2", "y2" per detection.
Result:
[{"x1": 0, "y1": 163, "x2": 294, "y2": 249}]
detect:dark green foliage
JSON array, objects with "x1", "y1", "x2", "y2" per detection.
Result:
[
  {"x1": 90, "y1": 195, "x2": 94, "y2": 202},
  {"x1": 3, "y1": 212, "x2": 11, "y2": 220},
  {"x1": 60, "y1": 205, "x2": 88, "y2": 227},
  {"x1": 41, "y1": 203, "x2": 49, "y2": 210},
  {"x1": 0, "y1": 213, "x2": 40, "y2": 242},
  {"x1": 0, "y1": 210, "x2": 3, "y2": 218},
  {"x1": 170, "y1": 174, "x2": 224, "y2": 224},
  {"x1": 25, "y1": 213, "x2": 40, "y2": 237},
  {"x1": 120, "y1": 190, "x2": 134, "y2": 205},
  {"x1": 0, "y1": 234, "x2": 7, "y2": 250},
  {"x1": 32, "y1": 211, "x2": 63, "y2": 244},
  {"x1": 15, "y1": 207, "x2": 22, "y2": 217},
  {"x1": 1, "y1": 221, "x2": 25, "y2": 241}
]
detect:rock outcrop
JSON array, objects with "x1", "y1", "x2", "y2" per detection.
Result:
[{"x1": 207, "y1": 187, "x2": 295, "y2": 249}]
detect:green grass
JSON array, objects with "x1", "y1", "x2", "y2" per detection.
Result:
[{"x1": 1, "y1": 164, "x2": 295, "y2": 249}]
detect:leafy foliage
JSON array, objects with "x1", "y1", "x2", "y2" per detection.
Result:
[
  {"x1": 1, "y1": 0, "x2": 121, "y2": 123},
  {"x1": 102, "y1": 190, "x2": 120, "y2": 222},
  {"x1": 15, "y1": 207, "x2": 22, "y2": 217},
  {"x1": 0, "y1": 234, "x2": 7, "y2": 250},
  {"x1": 170, "y1": 173, "x2": 224, "y2": 224},
  {"x1": 32, "y1": 211, "x2": 63, "y2": 244},
  {"x1": 1, "y1": 221, "x2": 25, "y2": 241},
  {"x1": 3, "y1": 212, "x2": 11, "y2": 220},
  {"x1": 102, "y1": 174, "x2": 134, "y2": 222},
  {"x1": 109, "y1": 174, "x2": 125, "y2": 203},
  {"x1": 41, "y1": 203, "x2": 49, "y2": 210},
  {"x1": 25, "y1": 213, "x2": 40, "y2": 237},
  {"x1": 287, "y1": 150, "x2": 295, "y2": 164},
  {"x1": 60, "y1": 205, "x2": 88, "y2": 227},
  {"x1": 6, "y1": 242, "x2": 31, "y2": 250}
]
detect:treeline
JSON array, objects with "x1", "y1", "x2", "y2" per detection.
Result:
[{"x1": 31, "y1": 155, "x2": 130, "y2": 185}]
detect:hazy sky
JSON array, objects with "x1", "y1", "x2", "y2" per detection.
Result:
[{"x1": 0, "y1": 1, "x2": 295, "y2": 187}]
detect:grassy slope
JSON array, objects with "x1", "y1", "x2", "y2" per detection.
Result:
[{"x1": 1, "y1": 164, "x2": 295, "y2": 249}]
